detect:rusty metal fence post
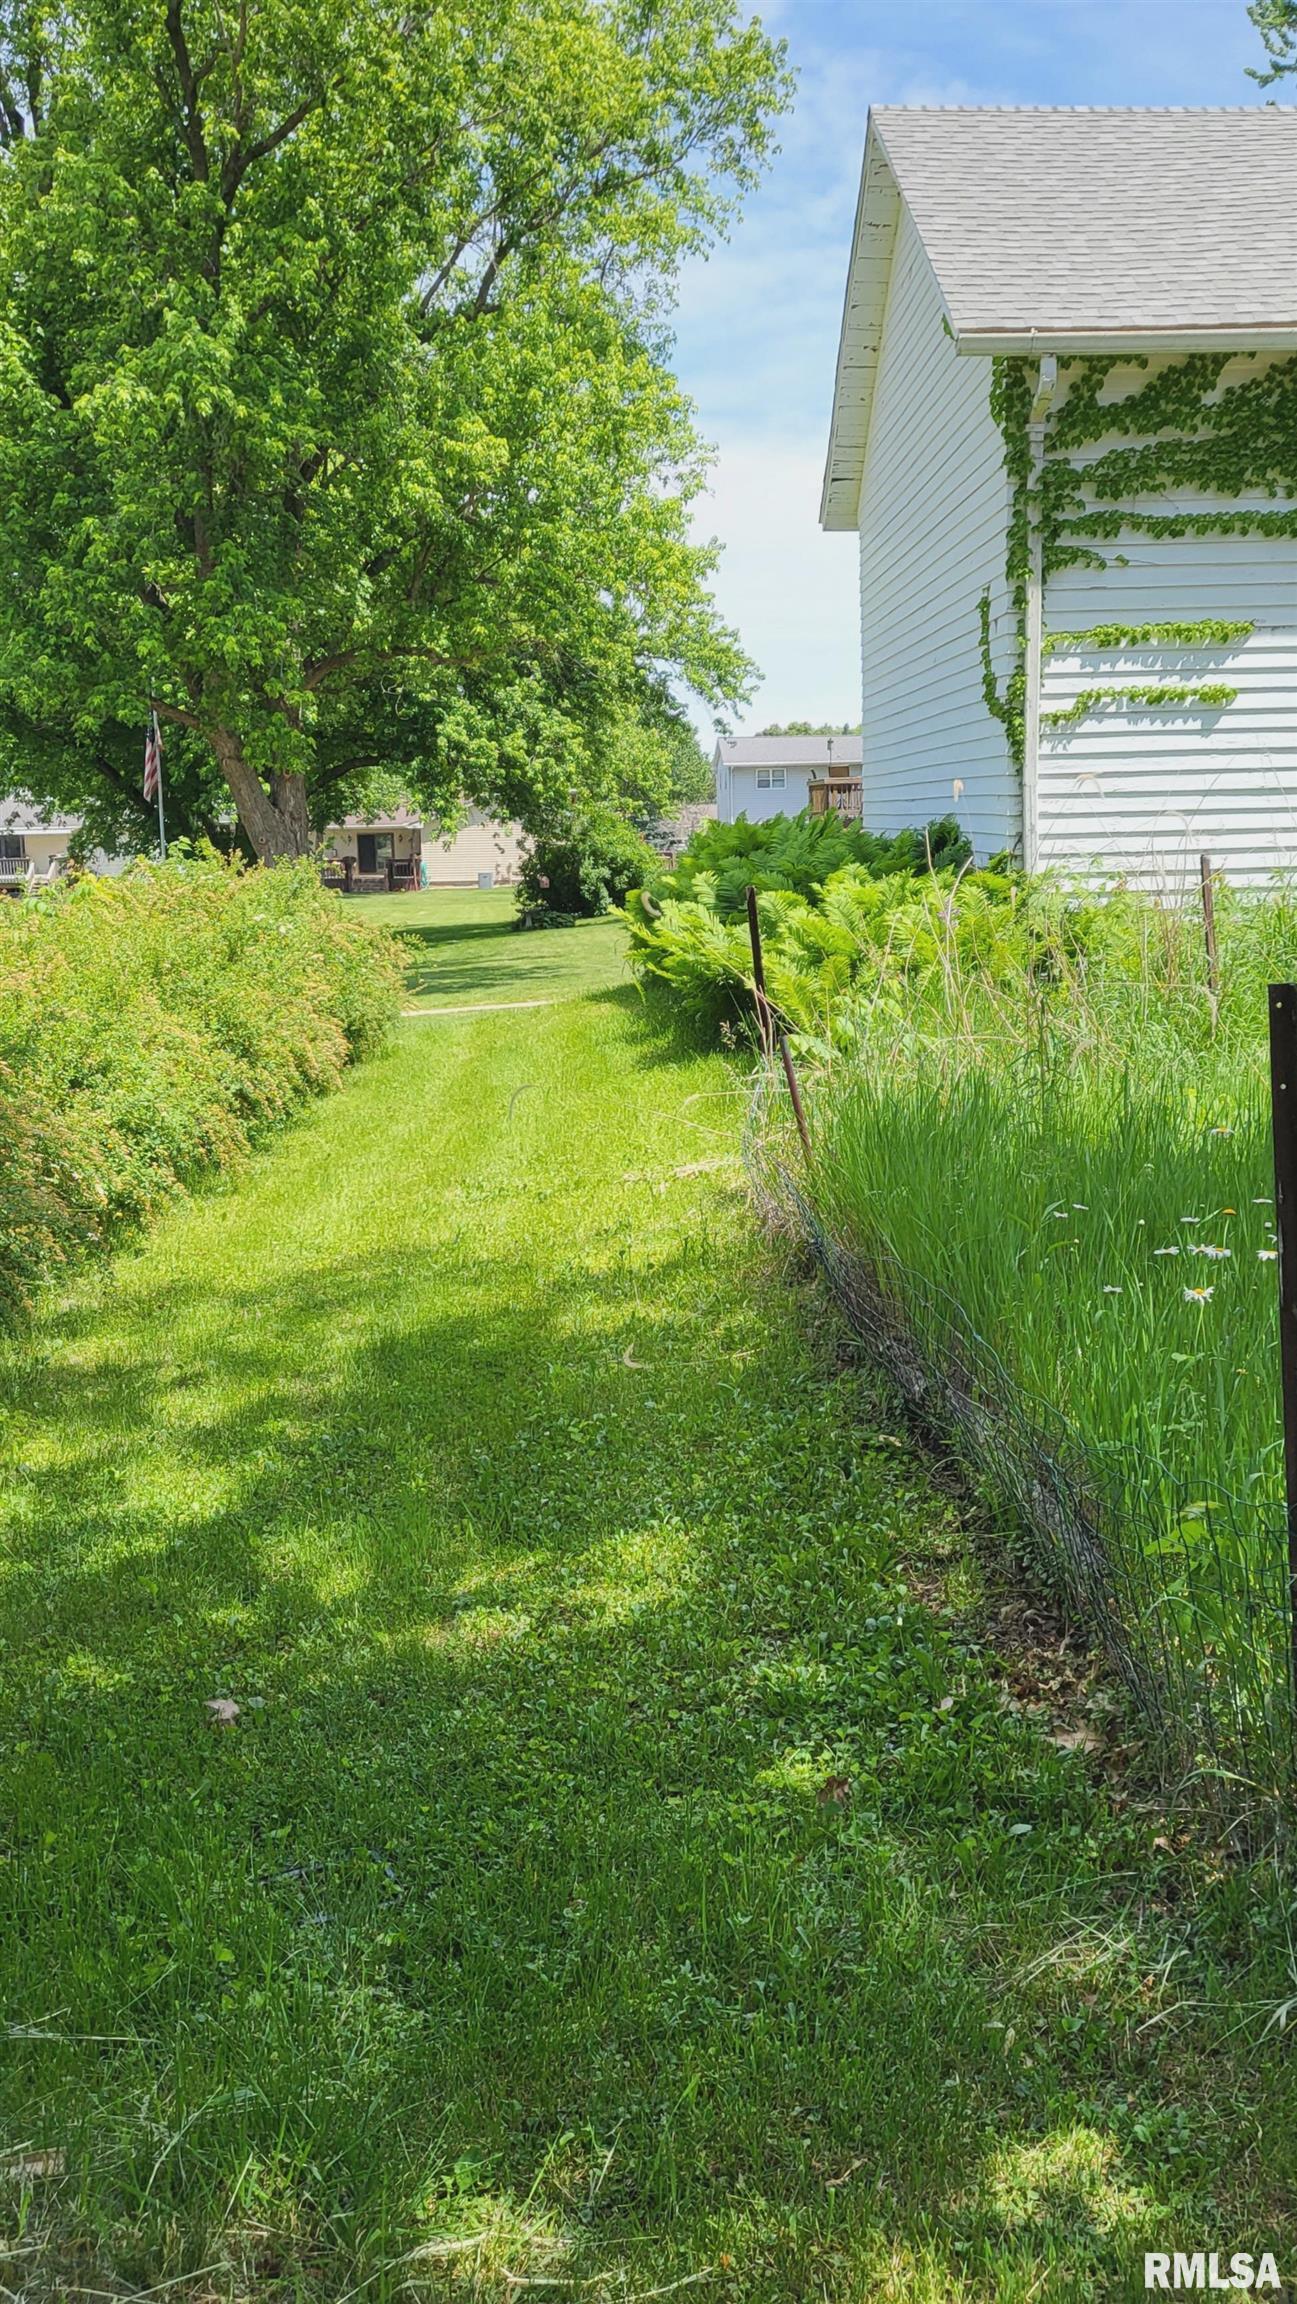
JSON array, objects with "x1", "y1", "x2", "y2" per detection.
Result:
[{"x1": 746, "y1": 884, "x2": 811, "y2": 1163}]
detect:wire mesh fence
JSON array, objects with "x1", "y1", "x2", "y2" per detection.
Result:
[{"x1": 744, "y1": 1074, "x2": 1297, "y2": 1845}]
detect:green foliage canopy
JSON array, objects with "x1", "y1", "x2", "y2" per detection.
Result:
[{"x1": 0, "y1": 0, "x2": 789, "y2": 857}]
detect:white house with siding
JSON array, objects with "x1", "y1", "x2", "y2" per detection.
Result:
[
  {"x1": 822, "y1": 108, "x2": 1297, "y2": 886},
  {"x1": 0, "y1": 797, "x2": 125, "y2": 890},
  {"x1": 322, "y1": 804, "x2": 522, "y2": 890},
  {"x1": 713, "y1": 732, "x2": 863, "y2": 825}
]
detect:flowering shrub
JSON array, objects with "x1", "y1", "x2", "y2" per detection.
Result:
[{"x1": 0, "y1": 851, "x2": 402, "y2": 1322}]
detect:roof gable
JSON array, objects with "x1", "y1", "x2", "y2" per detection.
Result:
[{"x1": 822, "y1": 106, "x2": 1297, "y2": 530}]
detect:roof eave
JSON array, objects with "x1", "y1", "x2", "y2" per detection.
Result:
[
  {"x1": 953, "y1": 324, "x2": 1297, "y2": 356},
  {"x1": 820, "y1": 114, "x2": 906, "y2": 532}
]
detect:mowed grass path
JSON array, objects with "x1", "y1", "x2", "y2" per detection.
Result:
[
  {"x1": 367, "y1": 885, "x2": 628, "y2": 1008},
  {"x1": 1, "y1": 894, "x2": 1295, "y2": 2299}
]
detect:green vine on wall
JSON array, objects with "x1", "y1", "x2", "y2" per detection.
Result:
[
  {"x1": 983, "y1": 349, "x2": 1296, "y2": 759},
  {"x1": 982, "y1": 360, "x2": 1034, "y2": 769},
  {"x1": 978, "y1": 590, "x2": 1025, "y2": 764},
  {"x1": 1042, "y1": 619, "x2": 1254, "y2": 658},
  {"x1": 1043, "y1": 682, "x2": 1238, "y2": 730}
]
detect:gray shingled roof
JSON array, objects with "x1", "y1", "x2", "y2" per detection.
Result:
[
  {"x1": 716, "y1": 734, "x2": 863, "y2": 772},
  {"x1": 0, "y1": 795, "x2": 82, "y2": 834},
  {"x1": 822, "y1": 106, "x2": 1297, "y2": 529},
  {"x1": 872, "y1": 108, "x2": 1297, "y2": 343}
]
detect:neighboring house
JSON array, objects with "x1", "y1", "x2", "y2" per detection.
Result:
[
  {"x1": 322, "y1": 806, "x2": 523, "y2": 891},
  {"x1": 645, "y1": 800, "x2": 716, "y2": 867},
  {"x1": 713, "y1": 734, "x2": 863, "y2": 825},
  {"x1": 821, "y1": 108, "x2": 1297, "y2": 885},
  {"x1": 0, "y1": 797, "x2": 125, "y2": 892}
]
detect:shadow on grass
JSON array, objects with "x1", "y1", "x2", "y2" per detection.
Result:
[
  {"x1": 394, "y1": 914, "x2": 627, "y2": 1006},
  {"x1": 588, "y1": 976, "x2": 757, "y2": 1075},
  {"x1": 0, "y1": 1197, "x2": 1181, "y2": 2299}
]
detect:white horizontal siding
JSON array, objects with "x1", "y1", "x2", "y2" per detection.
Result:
[
  {"x1": 1040, "y1": 534, "x2": 1297, "y2": 893},
  {"x1": 857, "y1": 203, "x2": 1016, "y2": 862}
]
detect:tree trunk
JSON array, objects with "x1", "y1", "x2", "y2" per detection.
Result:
[{"x1": 210, "y1": 726, "x2": 314, "y2": 862}]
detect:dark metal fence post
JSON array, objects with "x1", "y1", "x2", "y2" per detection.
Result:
[
  {"x1": 744, "y1": 884, "x2": 773, "y2": 1061},
  {"x1": 1200, "y1": 853, "x2": 1220, "y2": 1032},
  {"x1": 746, "y1": 884, "x2": 811, "y2": 1163},
  {"x1": 1267, "y1": 984, "x2": 1297, "y2": 1701}
]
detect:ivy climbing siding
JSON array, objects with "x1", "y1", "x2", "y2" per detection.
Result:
[{"x1": 1035, "y1": 353, "x2": 1297, "y2": 889}]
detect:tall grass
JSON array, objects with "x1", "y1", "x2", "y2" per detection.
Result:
[
  {"x1": 810, "y1": 886, "x2": 1287, "y2": 1517},
  {"x1": 777, "y1": 876, "x2": 1297, "y2": 1803}
]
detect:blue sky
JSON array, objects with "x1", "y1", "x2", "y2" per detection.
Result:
[{"x1": 672, "y1": 0, "x2": 1273, "y2": 741}]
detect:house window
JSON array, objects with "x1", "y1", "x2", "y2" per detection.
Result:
[
  {"x1": 357, "y1": 832, "x2": 394, "y2": 873},
  {"x1": 756, "y1": 769, "x2": 785, "y2": 791},
  {"x1": 0, "y1": 835, "x2": 25, "y2": 860}
]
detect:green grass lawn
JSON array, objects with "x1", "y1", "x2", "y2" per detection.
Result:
[
  {"x1": 2, "y1": 894, "x2": 1296, "y2": 2299},
  {"x1": 362, "y1": 885, "x2": 630, "y2": 1008}
]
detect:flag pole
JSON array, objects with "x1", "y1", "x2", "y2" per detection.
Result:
[
  {"x1": 146, "y1": 707, "x2": 166, "y2": 860},
  {"x1": 154, "y1": 712, "x2": 166, "y2": 860}
]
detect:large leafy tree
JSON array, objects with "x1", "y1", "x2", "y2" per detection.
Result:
[{"x1": 0, "y1": 0, "x2": 787, "y2": 858}]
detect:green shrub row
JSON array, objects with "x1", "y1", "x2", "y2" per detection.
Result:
[
  {"x1": 0, "y1": 852, "x2": 402, "y2": 1323},
  {"x1": 646, "y1": 807, "x2": 970, "y2": 916}
]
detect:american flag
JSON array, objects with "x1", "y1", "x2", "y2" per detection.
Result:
[{"x1": 143, "y1": 711, "x2": 162, "y2": 802}]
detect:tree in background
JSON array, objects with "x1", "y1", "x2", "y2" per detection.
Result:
[
  {"x1": 756, "y1": 722, "x2": 860, "y2": 737},
  {"x1": 1248, "y1": 0, "x2": 1297, "y2": 80},
  {"x1": 0, "y1": 0, "x2": 788, "y2": 859}
]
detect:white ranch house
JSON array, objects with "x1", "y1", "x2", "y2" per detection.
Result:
[
  {"x1": 822, "y1": 107, "x2": 1297, "y2": 886},
  {"x1": 713, "y1": 733, "x2": 863, "y2": 825}
]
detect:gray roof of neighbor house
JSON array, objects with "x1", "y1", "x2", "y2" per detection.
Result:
[
  {"x1": 823, "y1": 106, "x2": 1297, "y2": 526},
  {"x1": 329, "y1": 805, "x2": 424, "y2": 832},
  {"x1": 715, "y1": 734, "x2": 863, "y2": 772},
  {"x1": 0, "y1": 795, "x2": 82, "y2": 833}
]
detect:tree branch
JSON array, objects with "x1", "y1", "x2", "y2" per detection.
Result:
[
  {"x1": 220, "y1": 93, "x2": 319, "y2": 206},
  {"x1": 164, "y1": 0, "x2": 211, "y2": 182},
  {"x1": 153, "y1": 700, "x2": 205, "y2": 734}
]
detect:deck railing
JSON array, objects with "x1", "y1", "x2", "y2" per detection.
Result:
[
  {"x1": 807, "y1": 779, "x2": 863, "y2": 822},
  {"x1": 0, "y1": 858, "x2": 63, "y2": 895},
  {"x1": 321, "y1": 856, "x2": 422, "y2": 894}
]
